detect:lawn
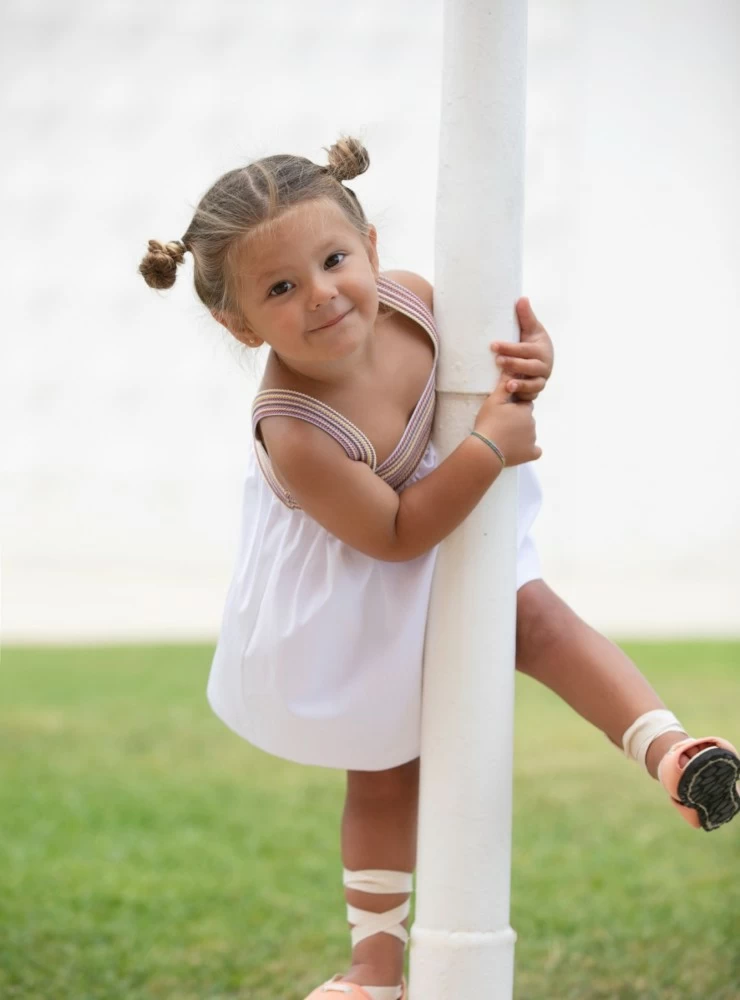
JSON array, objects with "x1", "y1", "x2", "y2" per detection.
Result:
[{"x1": 1, "y1": 641, "x2": 738, "y2": 999}]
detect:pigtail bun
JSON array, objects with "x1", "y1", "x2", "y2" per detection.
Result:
[
  {"x1": 324, "y1": 136, "x2": 370, "y2": 183},
  {"x1": 138, "y1": 239, "x2": 187, "y2": 290}
]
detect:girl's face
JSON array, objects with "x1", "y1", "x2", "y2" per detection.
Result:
[{"x1": 221, "y1": 198, "x2": 380, "y2": 374}]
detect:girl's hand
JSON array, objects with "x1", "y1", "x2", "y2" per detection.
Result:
[
  {"x1": 491, "y1": 298, "x2": 553, "y2": 402},
  {"x1": 473, "y1": 370, "x2": 542, "y2": 468}
]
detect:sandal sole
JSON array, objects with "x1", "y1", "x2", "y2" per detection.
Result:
[{"x1": 677, "y1": 747, "x2": 740, "y2": 832}]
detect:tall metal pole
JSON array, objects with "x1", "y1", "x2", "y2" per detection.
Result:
[{"x1": 409, "y1": 2, "x2": 528, "y2": 998}]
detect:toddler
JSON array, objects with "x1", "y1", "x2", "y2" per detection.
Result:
[{"x1": 140, "y1": 136, "x2": 740, "y2": 1000}]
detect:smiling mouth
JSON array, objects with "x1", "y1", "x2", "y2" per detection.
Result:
[{"x1": 311, "y1": 308, "x2": 353, "y2": 331}]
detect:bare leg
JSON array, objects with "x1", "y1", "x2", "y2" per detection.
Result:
[
  {"x1": 339, "y1": 757, "x2": 419, "y2": 988},
  {"x1": 514, "y1": 580, "x2": 698, "y2": 778}
]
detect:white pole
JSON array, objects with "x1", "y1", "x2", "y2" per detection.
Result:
[{"x1": 409, "y1": 2, "x2": 528, "y2": 998}]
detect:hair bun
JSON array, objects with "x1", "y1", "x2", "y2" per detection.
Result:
[
  {"x1": 138, "y1": 239, "x2": 187, "y2": 290},
  {"x1": 324, "y1": 136, "x2": 370, "y2": 183}
]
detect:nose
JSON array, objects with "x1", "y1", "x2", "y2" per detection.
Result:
[{"x1": 309, "y1": 271, "x2": 338, "y2": 311}]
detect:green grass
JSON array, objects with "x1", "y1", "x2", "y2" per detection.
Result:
[{"x1": 1, "y1": 641, "x2": 739, "y2": 999}]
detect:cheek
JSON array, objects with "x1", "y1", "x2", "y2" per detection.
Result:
[
  {"x1": 276, "y1": 303, "x2": 303, "y2": 333},
  {"x1": 354, "y1": 281, "x2": 378, "y2": 320}
]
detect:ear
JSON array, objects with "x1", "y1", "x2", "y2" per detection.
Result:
[
  {"x1": 366, "y1": 224, "x2": 379, "y2": 277},
  {"x1": 212, "y1": 309, "x2": 264, "y2": 348}
]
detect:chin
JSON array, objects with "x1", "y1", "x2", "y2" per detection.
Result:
[{"x1": 325, "y1": 329, "x2": 369, "y2": 360}]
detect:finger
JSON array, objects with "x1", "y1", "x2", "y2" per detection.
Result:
[
  {"x1": 496, "y1": 356, "x2": 549, "y2": 377},
  {"x1": 490, "y1": 340, "x2": 541, "y2": 358},
  {"x1": 511, "y1": 377, "x2": 547, "y2": 398},
  {"x1": 492, "y1": 368, "x2": 517, "y2": 402},
  {"x1": 515, "y1": 297, "x2": 541, "y2": 333},
  {"x1": 516, "y1": 296, "x2": 535, "y2": 315}
]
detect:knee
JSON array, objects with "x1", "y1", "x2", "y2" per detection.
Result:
[
  {"x1": 347, "y1": 757, "x2": 419, "y2": 804},
  {"x1": 516, "y1": 580, "x2": 574, "y2": 674}
]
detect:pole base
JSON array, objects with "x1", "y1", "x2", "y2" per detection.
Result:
[{"x1": 409, "y1": 925, "x2": 517, "y2": 999}]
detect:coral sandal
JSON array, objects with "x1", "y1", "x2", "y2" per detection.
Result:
[
  {"x1": 658, "y1": 736, "x2": 740, "y2": 832},
  {"x1": 303, "y1": 974, "x2": 407, "y2": 999},
  {"x1": 302, "y1": 868, "x2": 412, "y2": 1000}
]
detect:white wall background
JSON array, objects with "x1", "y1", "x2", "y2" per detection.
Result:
[{"x1": 2, "y1": 0, "x2": 739, "y2": 643}]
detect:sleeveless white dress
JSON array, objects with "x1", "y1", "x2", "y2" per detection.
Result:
[{"x1": 207, "y1": 276, "x2": 543, "y2": 771}]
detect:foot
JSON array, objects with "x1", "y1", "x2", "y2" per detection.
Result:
[
  {"x1": 339, "y1": 961, "x2": 404, "y2": 989},
  {"x1": 644, "y1": 730, "x2": 713, "y2": 780},
  {"x1": 654, "y1": 735, "x2": 740, "y2": 831},
  {"x1": 308, "y1": 970, "x2": 404, "y2": 1000}
]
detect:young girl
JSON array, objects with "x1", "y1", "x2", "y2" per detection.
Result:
[{"x1": 140, "y1": 136, "x2": 740, "y2": 1000}]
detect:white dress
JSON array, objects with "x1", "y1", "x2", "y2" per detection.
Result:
[{"x1": 207, "y1": 277, "x2": 543, "y2": 771}]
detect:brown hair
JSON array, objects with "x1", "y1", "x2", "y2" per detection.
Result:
[{"x1": 138, "y1": 136, "x2": 372, "y2": 328}]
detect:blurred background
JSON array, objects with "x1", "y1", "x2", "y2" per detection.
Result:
[
  {"x1": 3, "y1": 0, "x2": 739, "y2": 643},
  {"x1": 3, "y1": 7, "x2": 739, "y2": 1000}
]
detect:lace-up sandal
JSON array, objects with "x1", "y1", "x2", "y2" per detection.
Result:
[
  {"x1": 302, "y1": 869, "x2": 411, "y2": 1000},
  {"x1": 621, "y1": 710, "x2": 740, "y2": 831},
  {"x1": 657, "y1": 736, "x2": 740, "y2": 832},
  {"x1": 305, "y1": 974, "x2": 407, "y2": 999}
]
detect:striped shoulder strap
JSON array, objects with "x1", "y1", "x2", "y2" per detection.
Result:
[
  {"x1": 376, "y1": 274, "x2": 438, "y2": 355},
  {"x1": 252, "y1": 389, "x2": 377, "y2": 469}
]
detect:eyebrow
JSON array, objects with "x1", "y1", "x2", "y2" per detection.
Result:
[{"x1": 255, "y1": 237, "x2": 346, "y2": 284}]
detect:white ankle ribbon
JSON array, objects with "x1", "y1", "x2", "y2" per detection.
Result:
[
  {"x1": 345, "y1": 900, "x2": 410, "y2": 948},
  {"x1": 621, "y1": 709, "x2": 685, "y2": 772},
  {"x1": 343, "y1": 869, "x2": 413, "y2": 894},
  {"x1": 343, "y1": 868, "x2": 413, "y2": 949}
]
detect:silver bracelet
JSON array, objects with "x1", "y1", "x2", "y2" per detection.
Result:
[{"x1": 470, "y1": 430, "x2": 506, "y2": 468}]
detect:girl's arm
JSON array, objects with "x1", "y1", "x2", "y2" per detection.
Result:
[{"x1": 263, "y1": 414, "x2": 505, "y2": 563}]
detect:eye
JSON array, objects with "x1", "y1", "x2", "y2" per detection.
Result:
[{"x1": 267, "y1": 252, "x2": 346, "y2": 297}]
